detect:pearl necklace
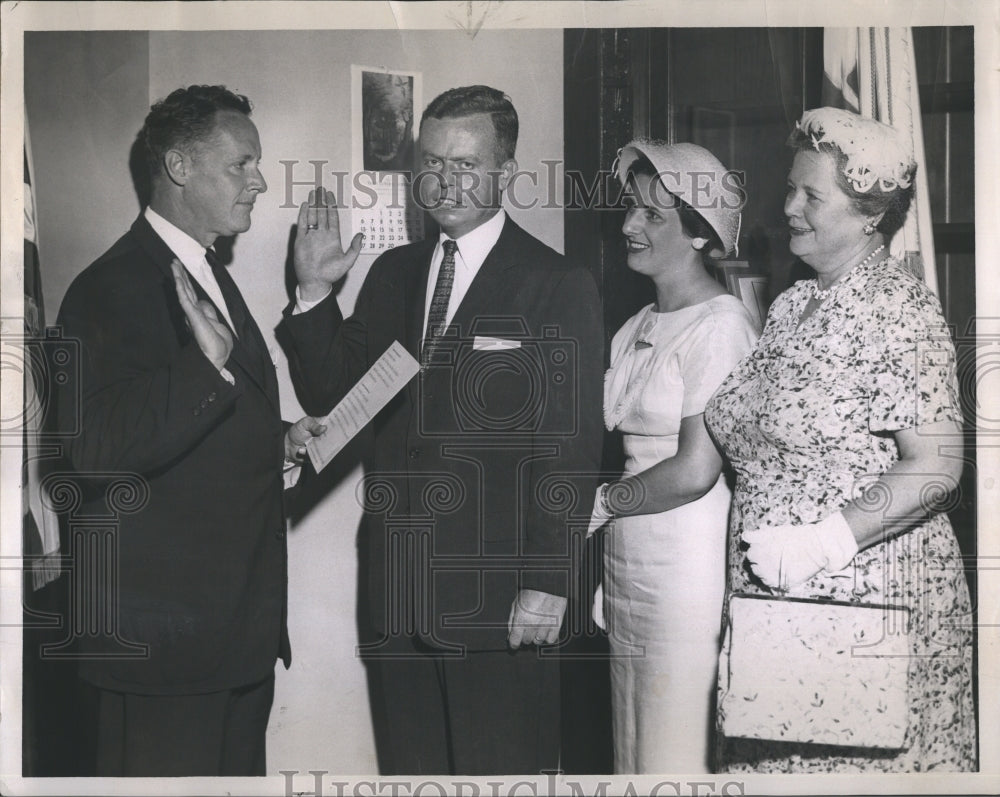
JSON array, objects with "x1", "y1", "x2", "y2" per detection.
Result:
[{"x1": 811, "y1": 244, "x2": 886, "y2": 301}]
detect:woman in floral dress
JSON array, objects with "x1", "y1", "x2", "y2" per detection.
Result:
[
  {"x1": 704, "y1": 108, "x2": 976, "y2": 772},
  {"x1": 589, "y1": 141, "x2": 758, "y2": 773}
]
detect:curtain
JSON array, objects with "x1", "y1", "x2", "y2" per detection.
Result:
[{"x1": 822, "y1": 27, "x2": 938, "y2": 295}]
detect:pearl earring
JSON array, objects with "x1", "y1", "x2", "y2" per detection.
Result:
[
  {"x1": 692, "y1": 237, "x2": 709, "y2": 250},
  {"x1": 863, "y1": 221, "x2": 877, "y2": 235}
]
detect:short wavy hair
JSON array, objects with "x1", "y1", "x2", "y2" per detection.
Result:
[
  {"x1": 786, "y1": 123, "x2": 915, "y2": 241},
  {"x1": 141, "y1": 85, "x2": 253, "y2": 177},
  {"x1": 420, "y1": 85, "x2": 518, "y2": 163}
]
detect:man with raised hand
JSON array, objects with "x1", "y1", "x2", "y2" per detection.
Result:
[
  {"x1": 282, "y1": 85, "x2": 603, "y2": 775},
  {"x1": 57, "y1": 85, "x2": 324, "y2": 776}
]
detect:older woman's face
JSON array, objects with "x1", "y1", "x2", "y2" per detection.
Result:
[{"x1": 784, "y1": 149, "x2": 871, "y2": 272}]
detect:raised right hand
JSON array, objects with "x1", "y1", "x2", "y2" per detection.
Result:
[
  {"x1": 293, "y1": 188, "x2": 365, "y2": 301},
  {"x1": 172, "y1": 259, "x2": 233, "y2": 371}
]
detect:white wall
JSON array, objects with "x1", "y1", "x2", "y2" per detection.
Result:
[
  {"x1": 25, "y1": 31, "x2": 150, "y2": 321},
  {"x1": 144, "y1": 29, "x2": 565, "y2": 773}
]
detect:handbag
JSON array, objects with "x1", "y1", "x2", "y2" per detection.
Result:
[{"x1": 718, "y1": 593, "x2": 911, "y2": 749}]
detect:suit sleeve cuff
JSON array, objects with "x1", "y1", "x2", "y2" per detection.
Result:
[
  {"x1": 520, "y1": 570, "x2": 567, "y2": 597},
  {"x1": 294, "y1": 284, "x2": 333, "y2": 315}
]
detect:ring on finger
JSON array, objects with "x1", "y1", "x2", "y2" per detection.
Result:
[{"x1": 306, "y1": 223, "x2": 319, "y2": 230}]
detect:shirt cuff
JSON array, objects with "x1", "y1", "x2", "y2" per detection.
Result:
[
  {"x1": 283, "y1": 461, "x2": 302, "y2": 489},
  {"x1": 294, "y1": 284, "x2": 333, "y2": 315}
]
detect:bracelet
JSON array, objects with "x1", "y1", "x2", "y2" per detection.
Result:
[{"x1": 599, "y1": 482, "x2": 613, "y2": 516}]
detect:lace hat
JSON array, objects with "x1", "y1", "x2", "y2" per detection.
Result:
[
  {"x1": 615, "y1": 140, "x2": 744, "y2": 257},
  {"x1": 794, "y1": 108, "x2": 915, "y2": 194}
]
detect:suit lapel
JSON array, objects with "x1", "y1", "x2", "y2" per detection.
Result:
[
  {"x1": 131, "y1": 215, "x2": 280, "y2": 412},
  {"x1": 211, "y1": 263, "x2": 280, "y2": 409},
  {"x1": 404, "y1": 239, "x2": 437, "y2": 359},
  {"x1": 448, "y1": 218, "x2": 521, "y2": 336}
]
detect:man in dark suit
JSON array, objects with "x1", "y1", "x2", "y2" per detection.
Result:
[
  {"x1": 56, "y1": 85, "x2": 324, "y2": 776},
  {"x1": 281, "y1": 85, "x2": 604, "y2": 775}
]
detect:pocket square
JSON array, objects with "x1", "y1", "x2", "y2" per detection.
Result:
[{"x1": 473, "y1": 336, "x2": 521, "y2": 351}]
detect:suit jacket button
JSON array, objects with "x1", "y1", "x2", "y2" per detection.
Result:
[
  {"x1": 193, "y1": 408, "x2": 201, "y2": 416},
  {"x1": 200, "y1": 399, "x2": 208, "y2": 408},
  {"x1": 408, "y1": 447, "x2": 421, "y2": 459},
  {"x1": 208, "y1": 392, "x2": 217, "y2": 402}
]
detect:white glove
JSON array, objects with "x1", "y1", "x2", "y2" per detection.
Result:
[
  {"x1": 741, "y1": 512, "x2": 859, "y2": 590},
  {"x1": 592, "y1": 582, "x2": 607, "y2": 631},
  {"x1": 587, "y1": 483, "x2": 613, "y2": 538}
]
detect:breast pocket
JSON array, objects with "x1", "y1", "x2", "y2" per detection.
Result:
[{"x1": 450, "y1": 344, "x2": 544, "y2": 434}]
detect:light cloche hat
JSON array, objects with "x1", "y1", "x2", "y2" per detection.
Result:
[{"x1": 615, "y1": 139, "x2": 744, "y2": 258}]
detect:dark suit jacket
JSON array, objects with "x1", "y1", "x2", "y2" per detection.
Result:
[
  {"x1": 281, "y1": 216, "x2": 604, "y2": 652},
  {"x1": 56, "y1": 215, "x2": 290, "y2": 695}
]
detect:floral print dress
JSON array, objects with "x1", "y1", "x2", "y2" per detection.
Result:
[{"x1": 704, "y1": 257, "x2": 976, "y2": 772}]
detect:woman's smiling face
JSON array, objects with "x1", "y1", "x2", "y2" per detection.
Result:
[
  {"x1": 621, "y1": 172, "x2": 693, "y2": 276},
  {"x1": 784, "y1": 149, "x2": 872, "y2": 273}
]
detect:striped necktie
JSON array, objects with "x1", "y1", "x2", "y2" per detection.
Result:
[{"x1": 422, "y1": 239, "x2": 457, "y2": 361}]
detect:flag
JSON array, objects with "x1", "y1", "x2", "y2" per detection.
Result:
[
  {"x1": 822, "y1": 27, "x2": 938, "y2": 294},
  {"x1": 24, "y1": 126, "x2": 61, "y2": 591}
]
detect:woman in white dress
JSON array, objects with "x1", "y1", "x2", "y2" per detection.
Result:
[{"x1": 589, "y1": 141, "x2": 759, "y2": 773}]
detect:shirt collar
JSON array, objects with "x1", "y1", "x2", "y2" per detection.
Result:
[
  {"x1": 439, "y1": 209, "x2": 506, "y2": 271},
  {"x1": 144, "y1": 206, "x2": 212, "y2": 271}
]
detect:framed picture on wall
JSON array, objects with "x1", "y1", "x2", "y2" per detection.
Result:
[
  {"x1": 713, "y1": 259, "x2": 748, "y2": 285},
  {"x1": 732, "y1": 273, "x2": 770, "y2": 329},
  {"x1": 714, "y1": 260, "x2": 769, "y2": 327},
  {"x1": 358, "y1": 68, "x2": 416, "y2": 172}
]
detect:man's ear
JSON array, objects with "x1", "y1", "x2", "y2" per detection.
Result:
[
  {"x1": 163, "y1": 148, "x2": 190, "y2": 187},
  {"x1": 496, "y1": 157, "x2": 518, "y2": 193}
]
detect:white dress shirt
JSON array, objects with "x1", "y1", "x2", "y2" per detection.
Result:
[
  {"x1": 145, "y1": 206, "x2": 237, "y2": 333},
  {"x1": 146, "y1": 207, "x2": 303, "y2": 486},
  {"x1": 420, "y1": 208, "x2": 506, "y2": 341},
  {"x1": 294, "y1": 209, "x2": 508, "y2": 343}
]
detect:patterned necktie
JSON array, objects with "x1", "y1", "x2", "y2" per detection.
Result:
[{"x1": 422, "y1": 239, "x2": 458, "y2": 361}]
